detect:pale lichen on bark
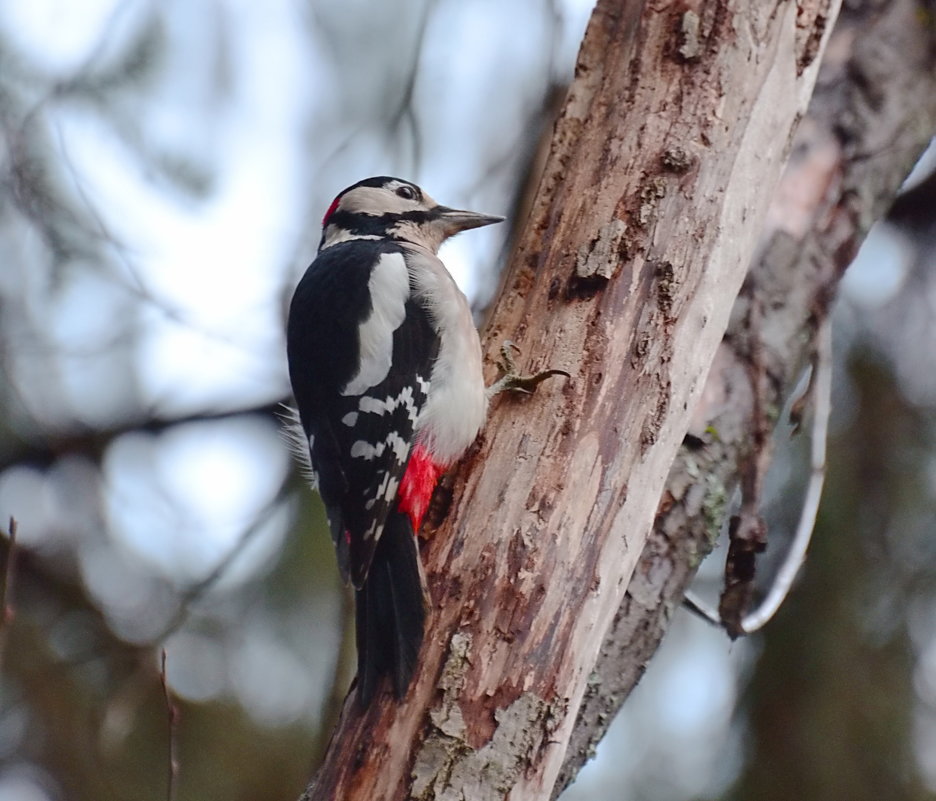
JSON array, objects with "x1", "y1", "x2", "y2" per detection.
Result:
[
  {"x1": 412, "y1": 642, "x2": 558, "y2": 798},
  {"x1": 411, "y1": 633, "x2": 564, "y2": 801},
  {"x1": 411, "y1": 633, "x2": 472, "y2": 798}
]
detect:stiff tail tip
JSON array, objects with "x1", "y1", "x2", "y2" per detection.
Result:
[{"x1": 354, "y1": 511, "x2": 427, "y2": 707}]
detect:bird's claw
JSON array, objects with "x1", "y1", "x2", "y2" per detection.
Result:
[{"x1": 488, "y1": 340, "x2": 570, "y2": 398}]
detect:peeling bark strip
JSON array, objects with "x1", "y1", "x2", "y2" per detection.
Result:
[
  {"x1": 571, "y1": 219, "x2": 628, "y2": 296},
  {"x1": 303, "y1": 2, "x2": 840, "y2": 799},
  {"x1": 556, "y1": 0, "x2": 936, "y2": 792}
]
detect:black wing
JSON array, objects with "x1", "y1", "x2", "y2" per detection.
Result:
[{"x1": 286, "y1": 240, "x2": 438, "y2": 587}]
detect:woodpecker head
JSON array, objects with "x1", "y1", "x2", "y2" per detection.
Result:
[{"x1": 319, "y1": 176, "x2": 503, "y2": 253}]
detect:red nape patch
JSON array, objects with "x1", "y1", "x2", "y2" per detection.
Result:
[
  {"x1": 398, "y1": 445, "x2": 443, "y2": 533},
  {"x1": 322, "y1": 195, "x2": 341, "y2": 227}
]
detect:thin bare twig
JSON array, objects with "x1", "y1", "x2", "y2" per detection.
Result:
[
  {"x1": 0, "y1": 517, "x2": 17, "y2": 621},
  {"x1": 160, "y1": 650, "x2": 180, "y2": 801},
  {"x1": 0, "y1": 517, "x2": 19, "y2": 669},
  {"x1": 719, "y1": 297, "x2": 771, "y2": 635},
  {"x1": 146, "y1": 483, "x2": 293, "y2": 645},
  {"x1": 742, "y1": 316, "x2": 832, "y2": 632},
  {"x1": 683, "y1": 316, "x2": 833, "y2": 633}
]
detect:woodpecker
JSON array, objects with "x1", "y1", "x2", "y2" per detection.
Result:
[
  {"x1": 286, "y1": 177, "x2": 565, "y2": 706},
  {"x1": 285, "y1": 176, "x2": 504, "y2": 707}
]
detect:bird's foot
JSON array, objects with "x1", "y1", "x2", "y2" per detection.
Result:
[{"x1": 487, "y1": 341, "x2": 569, "y2": 398}]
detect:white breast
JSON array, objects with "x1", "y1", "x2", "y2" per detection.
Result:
[{"x1": 403, "y1": 245, "x2": 487, "y2": 466}]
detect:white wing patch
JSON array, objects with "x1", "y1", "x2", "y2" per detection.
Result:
[
  {"x1": 358, "y1": 396, "x2": 385, "y2": 414},
  {"x1": 342, "y1": 251, "x2": 410, "y2": 396},
  {"x1": 364, "y1": 475, "x2": 401, "y2": 540},
  {"x1": 350, "y1": 431, "x2": 408, "y2": 462},
  {"x1": 357, "y1": 386, "x2": 420, "y2": 423}
]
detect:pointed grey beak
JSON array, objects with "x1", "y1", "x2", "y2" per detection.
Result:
[{"x1": 433, "y1": 206, "x2": 505, "y2": 238}]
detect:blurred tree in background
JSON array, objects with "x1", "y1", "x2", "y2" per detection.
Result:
[{"x1": 0, "y1": 1, "x2": 934, "y2": 800}]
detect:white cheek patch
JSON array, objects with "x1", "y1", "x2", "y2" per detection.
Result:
[
  {"x1": 339, "y1": 184, "x2": 424, "y2": 216},
  {"x1": 339, "y1": 187, "x2": 387, "y2": 213},
  {"x1": 342, "y1": 252, "x2": 410, "y2": 396}
]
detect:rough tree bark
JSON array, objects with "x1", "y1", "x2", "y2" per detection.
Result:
[
  {"x1": 557, "y1": 0, "x2": 936, "y2": 791},
  {"x1": 303, "y1": 1, "x2": 841, "y2": 799}
]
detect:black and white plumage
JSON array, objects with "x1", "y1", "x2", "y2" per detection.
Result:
[{"x1": 286, "y1": 176, "x2": 500, "y2": 705}]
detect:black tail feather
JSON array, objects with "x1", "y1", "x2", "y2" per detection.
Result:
[{"x1": 355, "y1": 511, "x2": 427, "y2": 706}]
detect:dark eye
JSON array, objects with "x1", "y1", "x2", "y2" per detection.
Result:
[{"x1": 396, "y1": 185, "x2": 417, "y2": 200}]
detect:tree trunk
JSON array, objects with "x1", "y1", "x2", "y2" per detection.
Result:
[
  {"x1": 303, "y1": 1, "x2": 841, "y2": 798},
  {"x1": 558, "y1": 0, "x2": 936, "y2": 791}
]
